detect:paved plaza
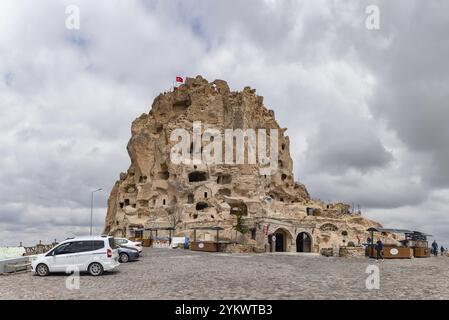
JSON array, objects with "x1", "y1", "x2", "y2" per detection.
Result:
[{"x1": 1, "y1": 248, "x2": 449, "y2": 300}]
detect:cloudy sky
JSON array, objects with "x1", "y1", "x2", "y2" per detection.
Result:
[{"x1": 1, "y1": 0, "x2": 448, "y2": 247}]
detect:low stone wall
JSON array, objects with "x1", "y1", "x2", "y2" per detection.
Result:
[
  {"x1": 220, "y1": 243, "x2": 255, "y2": 253},
  {"x1": 320, "y1": 246, "x2": 365, "y2": 257},
  {"x1": 0, "y1": 257, "x2": 31, "y2": 274},
  {"x1": 320, "y1": 248, "x2": 333, "y2": 257},
  {"x1": 339, "y1": 246, "x2": 365, "y2": 257}
]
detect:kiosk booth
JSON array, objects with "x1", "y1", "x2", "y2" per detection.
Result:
[
  {"x1": 403, "y1": 231, "x2": 432, "y2": 258},
  {"x1": 190, "y1": 226, "x2": 224, "y2": 252},
  {"x1": 145, "y1": 227, "x2": 175, "y2": 247},
  {"x1": 129, "y1": 227, "x2": 144, "y2": 242},
  {"x1": 366, "y1": 227, "x2": 432, "y2": 259}
]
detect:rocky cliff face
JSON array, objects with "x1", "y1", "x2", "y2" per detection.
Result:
[{"x1": 104, "y1": 75, "x2": 384, "y2": 252}]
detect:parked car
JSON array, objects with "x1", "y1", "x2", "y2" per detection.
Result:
[
  {"x1": 31, "y1": 235, "x2": 120, "y2": 276},
  {"x1": 114, "y1": 237, "x2": 143, "y2": 253},
  {"x1": 117, "y1": 245, "x2": 139, "y2": 263}
]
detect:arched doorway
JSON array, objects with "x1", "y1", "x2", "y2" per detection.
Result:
[
  {"x1": 296, "y1": 232, "x2": 312, "y2": 252},
  {"x1": 269, "y1": 229, "x2": 289, "y2": 252}
]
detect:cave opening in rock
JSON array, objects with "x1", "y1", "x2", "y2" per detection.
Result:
[
  {"x1": 188, "y1": 171, "x2": 208, "y2": 182},
  {"x1": 196, "y1": 202, "x2": 209, "y2": 210},
  {"x1": 278, "y1": 160, "x2": 283, "y2": 168},
  {"x1": 158, "y1": 171, "x2": 169, "y2": 180},
  {"x1": 217, "y1": 174, "x2": 232, "y2": 184},
  {"x1": 229, "y1": 202, "x2": 248, "y2": 216},
  {"x1": 173, "y1": 99, "x2": 190, "y2": 113}
]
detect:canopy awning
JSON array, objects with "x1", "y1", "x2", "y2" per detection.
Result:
[
  {"x1": 367, "y1": 227, "x2": 432, "y2": 237},
  {"x1": 367, "y1": 227, "x2": 413, "y2": 234},
  {"x1": 408, "y1": 231, "x2": 433, "y2": 237},
  {"x1": 145, "y1": 227, "x2": 175, "y2": 231},
  {"x1": 190, "y1": 226, "x2": 224, "y2": 230}
]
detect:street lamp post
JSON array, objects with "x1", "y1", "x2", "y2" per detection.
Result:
[{"x1": 90, "y1": 188, "x2": 102, "y2": 236}]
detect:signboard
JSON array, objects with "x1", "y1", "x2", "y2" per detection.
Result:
[
  {"x1": 390, "y1": 248, "x2": 399, "y2": 256},
  {"x1": 152, "y1": 239, "x2": 170, "y2": 248},
  {"x1": 171, "y1": 237, "x2": 186, "y2": 248}
]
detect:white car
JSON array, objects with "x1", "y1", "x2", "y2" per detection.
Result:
[
  {"x1": 31, "y1": 235, "x2": 120, "y2": 276},
  {"x1": 114, "y1": 237, "x2": 143, "y2": 253}
]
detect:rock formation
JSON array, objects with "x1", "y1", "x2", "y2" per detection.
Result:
[{"x1": 104, "y1": 75, "x2": 384, "y2": 253}]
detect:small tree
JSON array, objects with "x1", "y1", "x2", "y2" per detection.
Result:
[
  {"x1": 233, "y1": 212, "x2": 248, "y2": 242},
  {"x1": 234, "y1": 213, "x2": 248, "y2": 234}
]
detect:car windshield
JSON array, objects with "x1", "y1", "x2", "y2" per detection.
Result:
[{"x1": 108, "y1": 237, "x2": 117, "y2": 249}]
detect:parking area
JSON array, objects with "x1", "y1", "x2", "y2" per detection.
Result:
[{"x1": 1, "y1": 247, "x2": 449, "y2": 299}]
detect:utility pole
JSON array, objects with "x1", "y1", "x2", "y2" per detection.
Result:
[{"x1": 90, "y1": 188, "x2": 102, "y2": 236}]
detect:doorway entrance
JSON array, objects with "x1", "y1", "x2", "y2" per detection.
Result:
[
  {"x1": 296, "y1": 232, "x2": 312, "y2": 252},
  {"x1": 269, "y1": 229, "x2": 289, "y2": 252},
  {"x1": 275, "y1": 232, "x2": 284, "y2": 252}
]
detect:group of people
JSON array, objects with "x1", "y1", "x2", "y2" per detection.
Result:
[
  {"x1": 367, "y1": 238, "x2": 446, "y2": 260},
  {"x1": 431, "y1": 240, "x2": 446, "y2": 257}
]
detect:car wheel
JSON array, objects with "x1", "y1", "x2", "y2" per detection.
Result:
[
  {"x1": 119, "y1": 253, "x2": 129, "y2": 263},
  {"x1": 88, "y1": 262, "x2": 104, "y2": 276},
  {"x1": 36, "y1": 263, "x2": 49, "y2": 276}
]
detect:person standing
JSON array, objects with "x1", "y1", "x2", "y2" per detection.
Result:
[
  {"x1": 431, "y1": 240, "x2": 438, "y2": 257},
  {"x1": 356, "y1": 235, "x2": 361, "y2": 246},
  {"x1": 376, "y1": 239, "x2": 384, "y2": 261},
  {"x1": 441, "y1": 245, "x2": 445, "y2": 256}
]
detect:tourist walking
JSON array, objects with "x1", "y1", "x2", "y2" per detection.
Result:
[
  {"x1": 431, "y1": 240, "x2": 438, "y2": 257},
  {"x1": 441, "y1": 246, "x2": 445, "y2": 256},
  {"x1": 376, "y1": 239, "x2": 384, "y2": 261}
]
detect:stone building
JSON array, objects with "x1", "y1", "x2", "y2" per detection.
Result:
[{"x1": 104, "y1": 76, "x2": 382, "y2": 253}]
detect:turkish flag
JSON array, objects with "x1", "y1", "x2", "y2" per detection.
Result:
[{"x1": 176, "y1": 76, "x2": 184, "y2": 83}]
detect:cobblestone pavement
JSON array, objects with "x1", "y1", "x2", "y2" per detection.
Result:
[{"x1": 1, "y1": 248, "x2": 449, "y2": 299}]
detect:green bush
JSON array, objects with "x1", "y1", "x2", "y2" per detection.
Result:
[{"x1": 234, "y1": 213, "x2": 248, "y2": 234}]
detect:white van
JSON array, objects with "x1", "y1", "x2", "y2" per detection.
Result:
[{"x1": 31, "y1": 235, "x2": 120, "y2": 276}]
